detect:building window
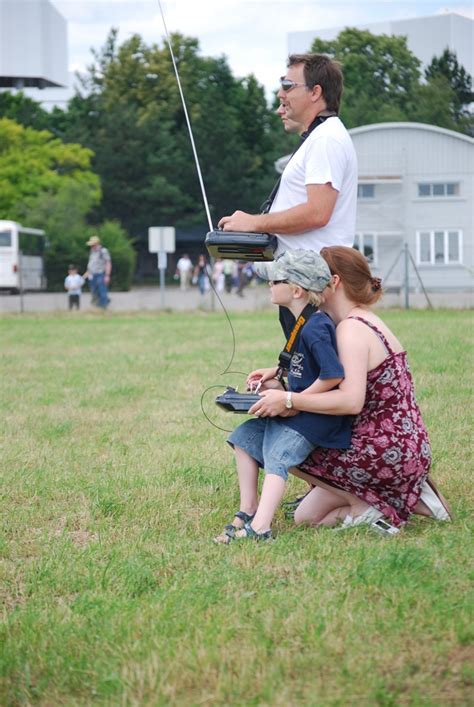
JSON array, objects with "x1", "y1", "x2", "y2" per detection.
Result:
[
  {"x1": 354, "y1": 233, "x2": 376, "y2": 264},
  {"x1": 416, "y1": 230, "x2": 462, "y2": 265},
  {"x1": 357, "y1": 184, "x2": 375, "y2": 199},
  {"x1": 417, "y1": 182, "x2": 460, "y2": 197}
]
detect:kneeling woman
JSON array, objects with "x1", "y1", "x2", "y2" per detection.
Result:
[{"x1": 250, "y1": 246, "x2": 451, "y2": 529}]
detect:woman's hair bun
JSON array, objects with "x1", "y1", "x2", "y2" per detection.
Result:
[{"x1": 370, "y1": 276, "x2": 382, "y2": 292}]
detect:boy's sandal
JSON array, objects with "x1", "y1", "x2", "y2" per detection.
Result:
[
  {"x1": 223, "y1": 510, "x2": 255, "y2": 537},
  {"x1": 213, "y1": 511, "x2": 255, "y2": 545},
  {"x1": 234, "y1": 522, "x2": 273, "y2": 542}
]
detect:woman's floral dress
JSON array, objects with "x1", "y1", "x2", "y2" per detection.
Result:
[{"x1": 299, "y1": 317, "x2": 431, "y2": 526}]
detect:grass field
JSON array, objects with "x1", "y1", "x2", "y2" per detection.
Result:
[{"x1": 0, "y1": 309, "x2": 473, "y2": 706}]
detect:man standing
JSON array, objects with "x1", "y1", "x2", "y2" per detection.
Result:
[
  {"x1": 175, "y1": 253, "x2": 193, "y2": 291},
  {"x1": 218, "y1": 53, "x2": 357, "y2": 334},
  {"x1": 84, "y1": 235, "x2": 112, "y2": 309}
]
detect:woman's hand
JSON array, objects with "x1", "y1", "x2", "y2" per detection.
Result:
[
  {"x1": 246, "y1": 366, "x2": 279, "y2": 392},
  {"x1": 249, "y1": 389, "x2": 297, "y2": 417}
]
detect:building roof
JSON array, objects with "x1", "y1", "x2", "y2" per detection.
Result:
[
  {"x1": 274, "y1": 121, "x2": 474, "y2": 174},
  {"x1": 349, "y1": 122, "x2": 474, "y2": 146}
]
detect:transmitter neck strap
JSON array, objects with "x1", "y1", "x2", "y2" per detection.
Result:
[
  {"x1": 260, "y1": 113, "x2": 336, "y2": 214},
  {"x1": 275, "y1": 304, "x2": 316, "y2": 385}
]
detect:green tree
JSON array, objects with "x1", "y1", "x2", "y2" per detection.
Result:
[
  {"x1": 0, "y1": 118, "x2": 134, "y2": 290},
  {"x1": 310, "y1": 29, "x2": 473, "y2": 136},
  {"x1": 0, "y1": 91, "x2": 51, "y2": 131},
  {"x1": 311, "y1": 28, "x2": 421, "y2": 128},
  {"x1": 408, "y1": 77, "x2": 460, "y2": 132},
  {"x1": 0, "y1": 117, "x2": 100, "y2": 221},
  {"x1": 425, "y1": 49, "x2": 473, "y2": 134},
  {"x1": 57, "y1": 31, "x2": 287, "y2": 248}
]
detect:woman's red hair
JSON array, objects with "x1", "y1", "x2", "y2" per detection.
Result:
[{"x1": 321, "y1": 246, "x2": 383, "y2": 306}]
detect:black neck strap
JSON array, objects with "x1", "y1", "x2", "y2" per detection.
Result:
[
  {"x1": 260, "y1": 113, "x2": 336, "y2": 214},
  {"x1": 275, "y1": 303, "x2": 316, "y2": 382}
]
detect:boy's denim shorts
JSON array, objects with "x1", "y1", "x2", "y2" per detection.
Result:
[{"x1": 227, "y1": 417, "x2": 314, "y2": 481}]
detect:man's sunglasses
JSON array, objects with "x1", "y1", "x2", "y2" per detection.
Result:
[
  {"x1": 268, "y1": 280, "x2": 289, "y2": 286},
  {"x1": 279, "y1": 77, "x2": 308, "y2": 92}
]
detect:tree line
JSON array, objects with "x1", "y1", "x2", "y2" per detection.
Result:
[{"x1": 0, "y1": 29, "x2": 471, "y2": 289}]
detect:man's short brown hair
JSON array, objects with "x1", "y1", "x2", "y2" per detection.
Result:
[{"x1": 288, "y1": 53, "x2": 343, "y2": 113}]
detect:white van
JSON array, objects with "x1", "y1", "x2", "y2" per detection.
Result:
[{"x1": 0, "y1": 220, "x2": 47, "y2": 292}]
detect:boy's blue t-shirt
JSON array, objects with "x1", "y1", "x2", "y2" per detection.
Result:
[{"x1": 283, "y1": 310, "x2": 352, "y2": 448}]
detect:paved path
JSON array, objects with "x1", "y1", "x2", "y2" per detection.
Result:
[
  {"x1": 0, "y1": 286, "x2": 471, "y2": 314},
  {"x1": 0, "y1": 285, "x2": 273, "y2": 314}
]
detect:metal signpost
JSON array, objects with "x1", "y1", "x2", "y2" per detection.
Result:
[{"x1": 148, "y1": 227, "x2": 176, "y2": 308}]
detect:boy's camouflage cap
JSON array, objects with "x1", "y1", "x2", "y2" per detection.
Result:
[{"x1": 255, "y1": 249, "x2": 331, "y2": 292}]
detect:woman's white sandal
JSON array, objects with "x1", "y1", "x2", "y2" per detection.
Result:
[
  {"x1": 336, "y1": 506, "x2": 384, "y2": 530},
  {"x1": 420, "y1": 480, "x2": 452, "y2": 521},
  {"x1": 335, "y1": 507, "x2": 400, "y2": 536}
]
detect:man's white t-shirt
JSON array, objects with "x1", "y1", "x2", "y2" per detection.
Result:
[
  {"x1": 177, "y1": 257, "x2": 192, "y2": 273},
  {"x1": 271, "y1": 117, "x2": 357, "y2": 255}
]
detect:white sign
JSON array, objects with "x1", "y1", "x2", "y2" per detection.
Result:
[
  {"x1": 148, "y1": 226, "x2": 176, "y2": 253},
  {"x1": 158, "y1": 252, "x2": 167, "y2": 270}
]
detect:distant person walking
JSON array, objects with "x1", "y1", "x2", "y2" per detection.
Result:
[
  {"x1": 194, "y1": 254, "x2": 209, "y2": 295},
  {"x1": 236, "y1": 261, "x2": 252, "y2": 298},
  {"x1": 83, "y1": 235, "x2": 111, "y2": 309},
  {"x1": 175, "y1": 253, "x2": 193, "y2": 291},
  {"x1": 223, "y1": 259, "x2": 234, "y2": 293},
  {"x1": 212, "y1": 258, "x2": 225, "y2": 293},
  {"x1": 64, "y1": 264, "x2": 84, "y2": 310}
]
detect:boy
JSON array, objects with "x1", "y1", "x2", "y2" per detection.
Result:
[
  {"x1": 214, "y1": 249, "x2": 352, "y2": 544},
  {"x1": 64, "y1": 265, "x2": 85, "y2": 310}
]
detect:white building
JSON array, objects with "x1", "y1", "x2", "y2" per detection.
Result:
[
  {"x1": 351, "y1": 123, "x2": 473, "y2": 292},
  {"x1": 0, "y1": 0, "x2": 68, "y2": 89},
  {"x1": 276, "y1": 122, "x2": 473, "y2": 292},
  {"x1": 288, "y1": 12, "x2": 473, "y2": 76}
]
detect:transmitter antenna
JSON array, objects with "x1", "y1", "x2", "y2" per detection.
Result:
[{"x1": 157, "y1": 0, "x2": 213, "y2": 231}]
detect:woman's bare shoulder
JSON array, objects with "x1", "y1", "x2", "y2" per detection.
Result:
[
  {"x1": 336, "y1": 316, "x2": 373, "y2": 346},
  {"x1": 341, "y1": 309, "x2": 404, "y2": 353}
]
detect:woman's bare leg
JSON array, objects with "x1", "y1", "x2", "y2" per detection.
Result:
[
  {"x1": 294, "y1": 477, "x2": 373, "y2": 527},
  {"x1": 295, "y1": 486, "x2": 350, "y2": 526}
]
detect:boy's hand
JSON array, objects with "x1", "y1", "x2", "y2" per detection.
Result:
[{"x1": 246, "y1": 366, "x2": 279, "y2": 391}]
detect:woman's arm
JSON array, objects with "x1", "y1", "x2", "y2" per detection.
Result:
[
  {"x1": 301, "y1": 376, "x2": 343, "y2": 395},
  {"x1": 249, "y1": 320, "x2": 370, "y2": 417}
]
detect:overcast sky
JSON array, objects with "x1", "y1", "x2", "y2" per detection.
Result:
[{"x1": 54, "y1": 0, "x2": 473, "y2": 98}]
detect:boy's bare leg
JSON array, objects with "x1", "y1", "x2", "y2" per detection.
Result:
[
  {"x1": 244, "y1": 473, "x2": 286, "y2": 534},
  {"x1": 234, "y1": 446, "x2": 260, "y2": 524},
  {"x1": 213, "y1": 447, "x2": 260, "y2": 543}
]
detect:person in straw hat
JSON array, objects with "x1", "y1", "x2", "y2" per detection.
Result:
[{"x1": 83, "y1": 235, "x2": 112, "y2": 309}]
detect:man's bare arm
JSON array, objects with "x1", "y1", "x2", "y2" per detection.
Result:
[{"x1": 218, "y1": 183, "x2": 338, "y2": 234}]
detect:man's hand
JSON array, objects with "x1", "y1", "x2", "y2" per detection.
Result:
[{"x1": 218, "y1": 211, "x2": 261, "y2": 233}]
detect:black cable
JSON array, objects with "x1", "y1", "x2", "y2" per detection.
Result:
[
  {"x1": 200, "y1": 384, "x2": 237, "y2": 434},
  {"x1": 156, "y1": 0, "x2": 249, "y2": 432},
  {"x1": 200, "y1": 263, "x2": 250, "y2": 432}
]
